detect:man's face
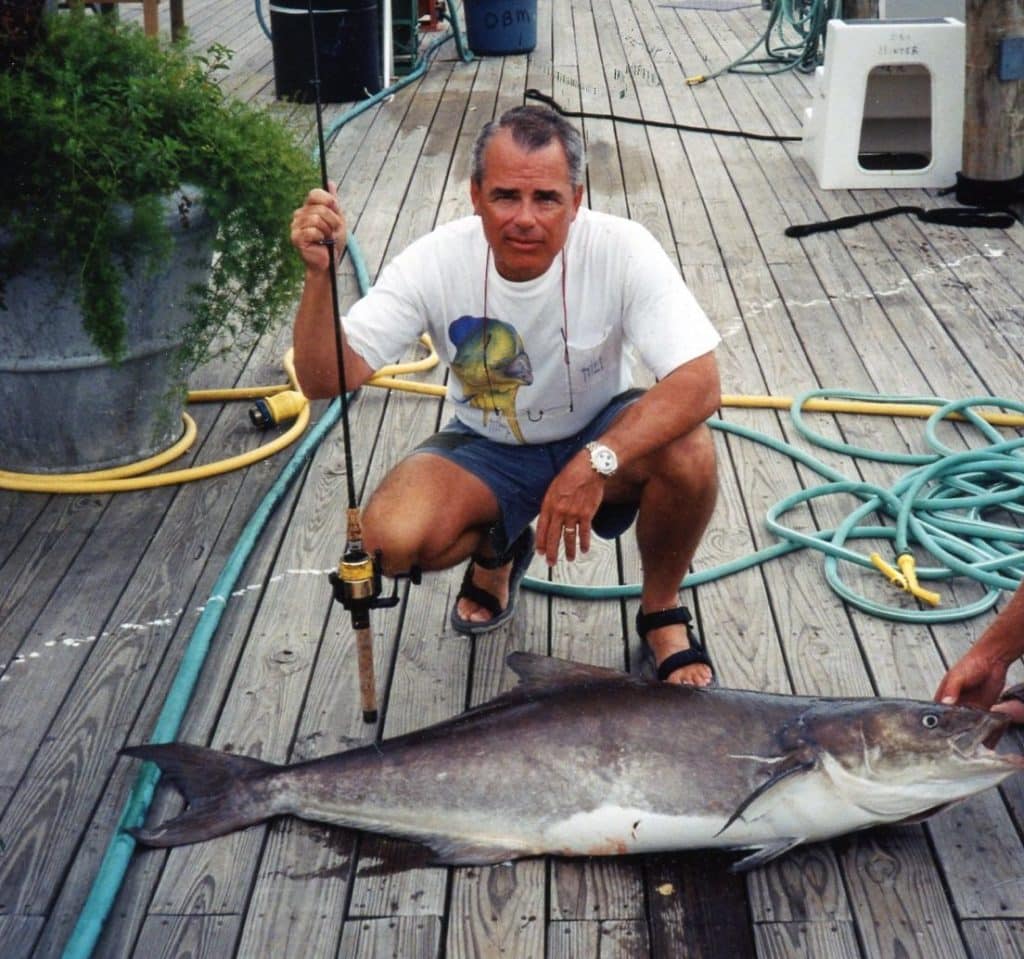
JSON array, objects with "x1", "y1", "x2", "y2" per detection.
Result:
[{"x1": 470, "y1": 128, "x2": 584, "y2": 282}]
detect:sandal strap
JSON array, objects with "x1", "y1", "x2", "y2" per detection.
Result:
[
  {"x1": 472, "y1": 527, "x2": 532, "y2": 570},
  {"x1": 456, "y1": 565, "x2": 503, "y2": 617},
  {"x1": 635, "y1": 605, "x2": 694, "y2": 639},
  {"x1": 655, "y1": 646, "x2": 711, "y2": 682}
]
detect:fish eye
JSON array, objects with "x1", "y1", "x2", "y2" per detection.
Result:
[{"x1": 921, "y1": 713, "x2": 940, "y2": 729}]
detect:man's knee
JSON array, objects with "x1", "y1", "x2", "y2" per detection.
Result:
[
  {"x1": 358, "y1": 476, "x2": 434, "y2": 572},
  {"x1": 659, "y1": 423, "x2": 717, "y2": 490}
]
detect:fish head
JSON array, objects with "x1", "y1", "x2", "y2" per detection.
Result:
[{"x1": 800, "y1": 699, "x2": 1024, "y2": 820}]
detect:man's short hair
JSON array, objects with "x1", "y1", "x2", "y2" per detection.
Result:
[{"x1": 471, "y1": 105, "x2": 585, "y2": 188}]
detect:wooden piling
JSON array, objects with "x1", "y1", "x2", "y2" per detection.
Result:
[{"x1": 963, "y1": 0, "x2": 1024, "y2": 182}]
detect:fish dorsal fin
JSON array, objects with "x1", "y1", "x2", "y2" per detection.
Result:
[{"x1": 506, "y1": 652, "x2": 645, "y2": 691}]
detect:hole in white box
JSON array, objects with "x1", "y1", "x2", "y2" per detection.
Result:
[{"x1": 857, "y1": 63, "x2": 932, "y2": 171}]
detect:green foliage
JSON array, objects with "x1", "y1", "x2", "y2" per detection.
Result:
[{"x1": 0, "y1": 12, "x2": 316, "y2": 365}]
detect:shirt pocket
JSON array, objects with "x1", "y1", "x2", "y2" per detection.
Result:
[{"x1": 566, "y1": 326, "x2": 619, "y2": 393}]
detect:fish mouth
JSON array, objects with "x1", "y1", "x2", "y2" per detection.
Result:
[{"x1": 954, "y1": 711, "x2": 1023, "y2": 765}]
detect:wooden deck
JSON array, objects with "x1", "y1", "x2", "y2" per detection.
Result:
[{"x1": 4, "y1": 1, "x2": 1024, "y2": 956}]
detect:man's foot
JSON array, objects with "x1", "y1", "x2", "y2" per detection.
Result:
[
  {"x1": 450, "y1": 528, "x2": 535, "y2": 636},
  {"x1": 455, "y1": 560, "x2": 512, "y2": 625},
  {"x1": 636, "y1": 606, "x2": 715, "y2": 687}
]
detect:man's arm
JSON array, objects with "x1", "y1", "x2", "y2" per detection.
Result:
[
  {"x1": 535, "y1": 351, "x2": 720, "y2": 564},
  {"x1": 290, "y1": 185, "x2": 374, "y2": 400},
  {"x1": 595, "y1": 351, "x2": 720, "y2": 469},
  {"x1": 935, "y1": 582, "x2": 1024, "y2": 711}
]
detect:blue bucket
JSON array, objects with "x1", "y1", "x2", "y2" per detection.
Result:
[{"x1": 464, "y1": 0, "x2": 537, "y2": 56}]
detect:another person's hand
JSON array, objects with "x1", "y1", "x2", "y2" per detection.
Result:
[
  {"x1": 290, "y1": 183, "x2": 345, "y2": 273},
  {"x1": 935, "y1": 645, "x2": 1010, "y2": 712}
]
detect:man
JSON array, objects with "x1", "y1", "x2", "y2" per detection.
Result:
[
  {"x1": 291, "y1": 105, "x2": 721, "y2": 686},
  {"x1": 935, "y1": 582, "x2": 1024, "y2": 722}
]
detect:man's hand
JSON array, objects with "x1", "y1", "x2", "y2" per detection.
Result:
[
  {"x1": 935, "y1": 646, "x2": 1010, "y2": 712},
  {"x1": 290, "y1": 183, "x2": 346, "y2": 273},
  {"x1": 535, "y1": 452, "x2": 605, "y2": 565}
]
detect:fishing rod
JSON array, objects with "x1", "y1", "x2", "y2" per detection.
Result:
[{"x1": 306, "y1": 1, "x2": 419, "y2": 723}]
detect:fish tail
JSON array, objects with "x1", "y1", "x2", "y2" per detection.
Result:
[{"x1": 121, "y1": 742, "x2": 282, "y2": 847}]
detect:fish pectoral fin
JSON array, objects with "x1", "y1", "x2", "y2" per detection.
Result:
[
  {"x1": 730, "y1": 837, "x2": 805, "y2": 873},
  {"x1": 427, "y1": 837, "x2": 535, "y2": 866},
  {"x1": 716, "y1": 753, "x2": 816, "y2": 837}
]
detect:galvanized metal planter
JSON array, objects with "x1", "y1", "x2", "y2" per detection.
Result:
[{"x1": 0, "y1": 197, "x2": 213, "y2": 473}]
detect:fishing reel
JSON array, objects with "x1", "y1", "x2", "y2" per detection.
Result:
[{"x1": 328, "y1": 540, "x2": 422, "y2": 628}]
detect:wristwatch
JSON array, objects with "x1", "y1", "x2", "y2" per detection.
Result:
[{"x1": 586, "y1": 441, "x2": 618, "y2": 478}]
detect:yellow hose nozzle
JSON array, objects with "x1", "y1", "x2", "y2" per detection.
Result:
[
  {"x1": 897, "y1": 553, "x2": 942, "y2": 607},
  {"x1": 870, "y1": 552, "x2": 941, "y2": 606},
  {"x1": 870, "y1": 552, "x2": 906, "y2": 589},
  {"x1": 249, "y1": 390, "x2": 308, "y2": 429}
]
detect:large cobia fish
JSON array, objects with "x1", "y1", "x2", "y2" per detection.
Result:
[{"x1": 123, "y1": 653, "x2": 1023, "y2": 871}]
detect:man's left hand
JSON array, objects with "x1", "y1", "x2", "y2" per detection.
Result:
[{"x1": 535, "y1": 453, "x2": 605, "y2": 565}]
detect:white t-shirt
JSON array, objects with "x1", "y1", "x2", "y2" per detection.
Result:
[{"x1": 344, "y1": 207, "x2": 720, "y2": 444}]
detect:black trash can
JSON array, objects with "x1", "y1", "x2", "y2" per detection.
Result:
[{"x1": 270, "y1": 0, "x2": 382, "y2": 103}]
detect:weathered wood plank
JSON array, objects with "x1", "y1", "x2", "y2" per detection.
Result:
[
  {"x1": 338, "y1": 915, "x2": 442, "y2": 958},
  {"x1": 233, "y1": 819, "x2": 354, "y2": 958},
  {"x1": 646, "y1": 852, "x2": 757, "y2": 959},
  {"x1": 445, "y1": 860, "x2": 548, "y2": 958},
  {"x1": 32, "y1": 340, "x2": 320, "y2": 958},
  {"x1": 961, "y1": 919, "x2": 1024, "y2": 959},
  {"x1": 837, "y1": 828, "x2": 968, "y2": 959},
  {"x1": 0, "y1": 915, "x2": 45, "y2": 959},
  {"x1": 548, "y1": 918, "x2": 650, "y2": 958},
  {"x1": 132, "y1": 914, "x2": 242, "y2": 958},
  {"x1": 754, "y1": 920, "x2": 861, "y2": 959},
  {"x1": 0, "y1": 495, "x2": 106, "y2": 681}
]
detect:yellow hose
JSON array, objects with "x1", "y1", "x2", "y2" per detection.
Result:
[
  {"x1": 7, "y1": 332, "x2": 1023, "y2": 494},
  {"x1": 721, "y1": 394, "x2": 1024, "y2": 427}
]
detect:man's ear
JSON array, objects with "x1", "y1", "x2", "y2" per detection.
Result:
[
  {"x1": 470, "y1": 178, "x2": 482, "y2": 215},
  {"x1": 572, "y1": 184, "x2": 584, "y2": 216}
]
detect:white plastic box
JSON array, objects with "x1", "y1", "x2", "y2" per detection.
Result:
[{"x1": 801, "y1": 18, "x2": 965, "y2": 190}]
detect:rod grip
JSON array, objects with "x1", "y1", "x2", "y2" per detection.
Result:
[{"x1": 355, "y1": 626, "x2": 377, "y2": 723}]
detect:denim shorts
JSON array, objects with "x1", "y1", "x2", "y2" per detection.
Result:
[{"x1": 413, "y1": 388, "x2": 645, "y2": 554}]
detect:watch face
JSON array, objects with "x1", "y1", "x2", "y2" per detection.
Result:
[{"x1": 589, "y1": 443, "x2": 617, "y2": 475}]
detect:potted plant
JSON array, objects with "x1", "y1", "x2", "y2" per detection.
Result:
[{"x1": 0, "y1": 8, "x2": 317, "y2": 472}]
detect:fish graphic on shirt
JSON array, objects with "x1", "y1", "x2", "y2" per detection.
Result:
[{"x1": 449, "y1": 315, "x2": 533, "y2": 443}]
